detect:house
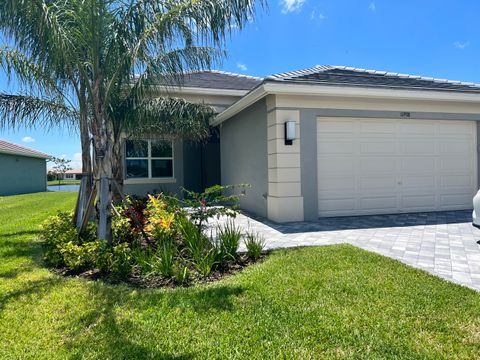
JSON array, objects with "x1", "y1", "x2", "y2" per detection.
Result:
[
  {"x1": 0, "y1": 140, "x2": 49, "y2": 195},
  {"x1": 125, "y1": 66, "x2": 480, "y2": 223},
  {"x1": 64, "y1": 169, "x2": 83, "y2": 180}
]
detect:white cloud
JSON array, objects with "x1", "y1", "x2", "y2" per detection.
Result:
[
  {"x1": 236, "y1": 62, "x2": 248, "y2": 72},
  {"x1": 454, "y1": 41, "x2": 469, "y2": 49},
  {"x1": 311, "y1": 9, "x2": 326, "y2": 21},
  {"x1": 22, "y1": 136, "x2": 35, "y2": 143},
  {"x1": 280, "y1": 0, "x2": 306, "y2": 14},
  {"x1": 71, "y1": 152, "x2": 82, "y2": 168},
  {"x1": 369, "y1": 2, "x2": 376, "y2": 11}
]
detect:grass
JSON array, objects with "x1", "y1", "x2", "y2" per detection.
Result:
[
  {"x1": 47, "y1": 179, "x2": 81, "y2": 186},
  {"x1": 1, "y1": 192, "x2": 480, "y2": 359}
]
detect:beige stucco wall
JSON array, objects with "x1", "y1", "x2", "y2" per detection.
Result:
[{"x1": 266, "y1": 96, "x2": 304, "y2": 222}]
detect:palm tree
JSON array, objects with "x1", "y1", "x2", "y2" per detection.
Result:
[{"x1": 0, "y1": 0, "x2": 264, "y2": 242}]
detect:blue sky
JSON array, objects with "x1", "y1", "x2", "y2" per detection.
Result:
[{"x1": 1, "y1": 0, "x2": 479, "y2": 168}]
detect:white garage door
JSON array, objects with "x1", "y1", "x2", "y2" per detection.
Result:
[{"x1": 317, "y1": 117, "x2": 477, "y2": 217}]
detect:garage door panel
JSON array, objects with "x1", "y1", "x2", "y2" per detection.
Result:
[
  {"x1": 401, "y1": 175, "x2": 436, "y2": 188},
  {"x1": 360, "y1": 196, "x2": 397, "y2": 211},
  {"x1": 401, "y1": 158, "x2": 436, "y2": 173},
  {"x1": 317, "y1": 117, "x2": 477, "y2": 217},
  {"x1": 360, "y1": 120, "x2": 396, "y2": 133},
  {"x1": 439, "y1": 140, "x2": 473, "y2": 154},
  {"x1": 319, "y1": 198, "x2": 356, "y2": 213},
  {"x1": 440, "y1": 157, "x2": 473, "y2": 172},
  {"x1": 360, "y1": 157, "x2": 396, "y2": 173},
  {"x1": 401, "y1": 195, "x2": 436, "y2": 209},
  {"x1": 399, "y1": 121, "x2": 436, "y2": 135},
  {"x1": 402, "y1": 141, "x2": 436, "y2": 155},
  {"x1": 440, "y1": 193, "x2": 475, "y2": 207},
  {"x1": 438, "y1": 122, "x2": 473, "y2": 135},
  {"x1": 440, "y1": 175, "x2": 474, "y2": 188},
  {"x1": 317, "y1": 176, "x2": 355, "y2": 190},
  {"x1": 359, "y1": 176, "x2": 396, "y2": 190},
  {"x1": 318, "y1": 157, "x2": 354, "y2": 173},
  {"x1": 360, "y1": 141, "x2": 396, "y2": 154}
]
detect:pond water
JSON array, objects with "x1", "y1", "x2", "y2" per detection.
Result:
[{"x1": 47, "y1": 185, "x2": 80, "y2": 192}]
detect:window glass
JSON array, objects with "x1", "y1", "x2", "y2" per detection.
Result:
[
  {"x1": 126, "y1": 139, "x2": 148, "y2": 158},
  {"x1": 126, "y1": 159, "x2": 148, "y2": 178},
  {"x1": 151, "y1": 140, "x2": 173, "y2": 157},
  {"x1": 152, "y1": 159, "x2": 173, "y2": 178}
]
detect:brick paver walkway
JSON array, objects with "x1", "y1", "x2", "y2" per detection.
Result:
[{"x1": 212, "y1": 210, "x2": 480, "y2": 291}]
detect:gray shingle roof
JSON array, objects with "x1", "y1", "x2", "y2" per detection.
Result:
[
  {"x1": 265, "y1": 65, "x2": 480, "y2": 93},
  {"x1": 177, "y1": 70, "x2": 263, "y2": 91},
  {"x1": 0, "y1": 140, "x2": 50, "y2": 159}
]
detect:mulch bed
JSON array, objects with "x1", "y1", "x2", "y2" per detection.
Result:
[{"x1": 50, "y1": 252, "x2": 269, "y2": 289}]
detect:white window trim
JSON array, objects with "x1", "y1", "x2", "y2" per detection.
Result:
[{"x1": 124, "y1": 139, "x2": 176, "y2": 185}]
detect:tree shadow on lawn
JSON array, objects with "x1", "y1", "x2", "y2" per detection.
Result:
[
  {"x1": 0, "y1": 276, "x2": 63, "y2": 312},
  {"x1": 61, "y1": 282, "x2": 245, "y2": 359}
]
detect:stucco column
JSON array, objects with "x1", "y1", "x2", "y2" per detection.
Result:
[{"x1": 267, "y1": 107, "x2": 304, "y2": 222}]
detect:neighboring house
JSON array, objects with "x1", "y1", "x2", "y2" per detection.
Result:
[
  {"x1": 0, "y1": 140, "x2": 49, "y2": 196},
  {"x1": 126, "y1": 66, "x2": 480, "y2": 223},
  {"x1": 64, "y1": 169, "x2": 83, "y2": 180}
]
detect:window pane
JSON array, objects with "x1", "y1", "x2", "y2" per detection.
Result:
[
  {"x1": 152, "y1": 159, "x2": 173, "y2": 178},
  {"x1": 151, "y1": 140, "x2": 172, "y2": 157},
  {"x1": 126, "y1": 139, "x2": 148, "y2": 158},
  {"x1": 126, "y1": 159, "x2": 148, "y2": 178}
]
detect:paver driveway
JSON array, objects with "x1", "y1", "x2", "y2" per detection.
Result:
[{"x1": 214, "y1": 210, "x2": 480, "y2": 292}]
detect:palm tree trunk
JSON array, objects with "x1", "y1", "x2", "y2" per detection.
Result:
[{"x1": 74, "y1": 79, "x2": 93, "y2": 229}]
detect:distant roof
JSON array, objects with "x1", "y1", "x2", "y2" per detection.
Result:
[
  {"x1": 265, "y1": 65, "x2": 480, "y2": 93},
  {"x1": 0, "y1": 140, "x2": 50, "y2": 159},
  {"x1": 175, "y1": 70, "x2": 263, "y2": 91},
  {"x1": 65, "y1": 169, "x2": 82, "y2": 174}
]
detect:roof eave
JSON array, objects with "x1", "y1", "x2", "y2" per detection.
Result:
[
  {"x1": 0, "y1": 149, "x2": 50, "y2": 159},
  {"x1": 152, "y1": 85, "x2": 250, "y2": 97},
  {"x1": 212, "y1": 81, "x2": 480, "y2": 126}
]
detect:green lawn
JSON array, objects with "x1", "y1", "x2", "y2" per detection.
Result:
[
  {"x1": 47, "y1": 179, "x2": 81, "y2": 186},
  {"x1": 1, "y1": 193, "x2": 480, "y2": 359}
]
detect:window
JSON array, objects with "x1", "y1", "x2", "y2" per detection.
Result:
[
  {"x1": 65, "y1": 174, "x2": 74, "y2": 179},
  {"x1": 125, "y1": 139, "x2": 173, "y2": 179}
]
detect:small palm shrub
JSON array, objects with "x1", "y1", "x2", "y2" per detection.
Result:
[
  {"x1": 244, "y1": 232, "x2": 265, "y2": 260},
  {"x1": 217, "y1": 220, "x2": 242, "y2": 262}
]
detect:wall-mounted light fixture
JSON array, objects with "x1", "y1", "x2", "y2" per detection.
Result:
[{"x1": 284, "y1": 121, "x2": 296, "y2": 145}]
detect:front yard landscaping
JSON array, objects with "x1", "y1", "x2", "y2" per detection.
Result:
[{"x1": 1, "y1": 192, "x2": 480, "y2": 359}]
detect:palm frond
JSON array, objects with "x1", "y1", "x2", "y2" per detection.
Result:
[
  {"x1": 118, "y1": 97, "x2": 214, "y2": 141},
  {"x1": 0, "y1": 93, "x2": 78, "y2": 131}
]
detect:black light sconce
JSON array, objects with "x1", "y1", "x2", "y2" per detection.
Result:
[{"x1": 284, "y1": 121, "x2": 296, "y2": 145}]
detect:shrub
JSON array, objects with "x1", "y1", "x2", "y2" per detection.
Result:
[
  {"x1": 41, "y1": 211, "x2": 79, "y2": 266},
  {"x1": 60, "y1": 240, "x2": 102, "y2": 271},
  {"x1": 96, "y1": 243, "x2": 133, "y2": 277},
  {"x1": 217, "y1": 220, "x2": 242, "y2": 262},
  {"x1": 244, "y1": 232, "x2": 265, "y2": 260},
  {"x1": 112, "y1": 214, "x2": 137, "y2": 244},
  {"x1": 144, "y1": 194, "x2": 181, "y2": 239},
  {"x1": 41, "y1": 211, "x2": 96, "y2": 266}
]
